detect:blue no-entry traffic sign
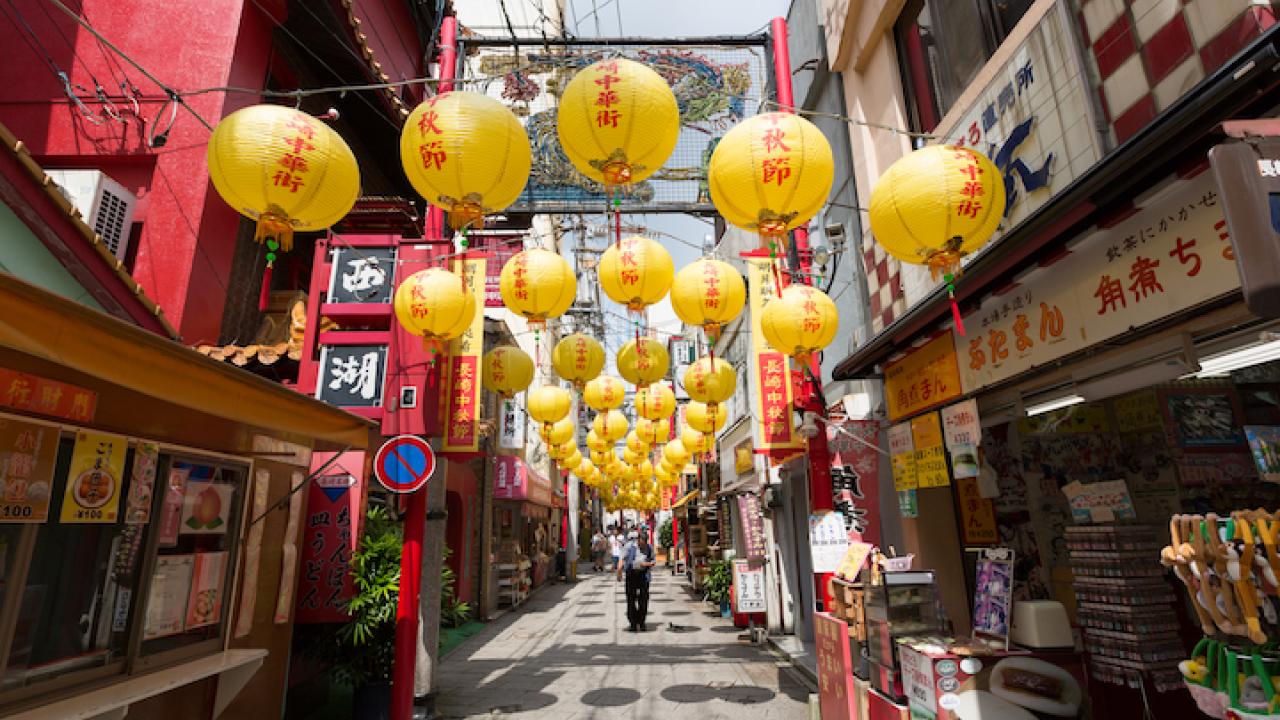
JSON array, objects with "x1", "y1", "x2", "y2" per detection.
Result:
[{"x1": 373, "y1": 435, "x2": 436, "y2": 494}]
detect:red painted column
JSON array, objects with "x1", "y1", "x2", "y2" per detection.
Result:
[
  {"x1": 770, "y1": 16, "x2": 837, "y2": 614},
  {"x1": 390, "y1": 15, "x2": 456, "y2": 720}
]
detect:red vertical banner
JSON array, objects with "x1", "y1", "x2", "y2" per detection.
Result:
[
  {"x1": 827, "y1": 419, "x2": 882, "y2": 546},
  {"x1": 442, "y1": 257, "x2": 486, "y2": 455},
  {"x1": 295, "y1": 451, "x2": 365, "y2": 623},
  {"x1": 815, "y1": 612, "x2": 856, "y2": 720},
  {"x1": 747, "y1": 257, "x2": 802, "y2": 454}
]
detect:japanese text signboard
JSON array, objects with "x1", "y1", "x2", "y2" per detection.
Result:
[
  {"x1": 0, "y1": 368, "x2": 96, "y2": 424},
  {"x1": 747, "y1": 257, "x2": 802, "y2": 453},
  {"x1": 888, "y1": 422, "x2": 917, "y2": 491},
  {"x1": 317, "y1": 345, "x2": 387, "y2": 408},
  {"x1": 0, "y1": 416, "x2": 59, "y2": 523},
  {"x1": 327, "y1": 246, "x2": 395, "y2": 304},
  {"x1": 732, "y1": 560, "x2": 767, "y2": 614},
  {"x1": 827, "y1": 418, "x2": 881, "y2": 545},
  {"x1": 955, "y1": 173, "x2": 1241, "y2": 393},
  {"x1": 296, "y1": 453, "x2": 364, "y2": 623},
  {"x1": 736, "y1": 494, "x2": 767, "y2": 560},
  {"x1": 910, "y1": 412, "x2": 950, "y2": 488},
  {"x1": 815, "y1": 612, "x2": 856, "y2": 720},
  {"x1": 884, "y1": 333, "x2": 963, "y2": 422},
  {"x1": 442, "y1": 257, "x2": 486, "y2": 454},
  {"x1": 60, "y1": 430, "x2": 126, "y2": 523}
]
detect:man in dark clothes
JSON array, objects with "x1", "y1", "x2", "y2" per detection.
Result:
[{"x1": 617, "y1": 530, "x2": 656, "y2": 631}]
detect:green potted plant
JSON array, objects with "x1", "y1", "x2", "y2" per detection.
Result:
[
  {"x1": 658, "y1": 517, "x2": 674, "y2": 566},
  {"x1": 704, "y1": 559, "x2": 733, "y2": 617}
]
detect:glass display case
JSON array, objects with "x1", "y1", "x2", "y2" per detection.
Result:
[{"x1": 863, "y1": 570, "x2": 948, "y2": 700}]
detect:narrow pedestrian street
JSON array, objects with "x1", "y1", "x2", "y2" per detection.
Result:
[{"x1": 435, "y1": 570, "x2": 813, "y2": 719}]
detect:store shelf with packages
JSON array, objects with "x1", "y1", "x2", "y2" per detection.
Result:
[{"x1": 1065, "y1": 525, "x2": 1185, "y2": 693}]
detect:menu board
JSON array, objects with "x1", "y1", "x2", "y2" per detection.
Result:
[
  {"x1": 732, "y1": 560, "x2": 766, "y2": 614},
  {"x1": 59, "y1": 430, "x2": 127, "y2": 523},
  {"x1": 0, "y1": 416, "x2": 59, "y2": 523},
  {"x1": 144, "y1": 554, "x2": 194, "y2": 639},
  {"x1": 809, "y1": 512, "x2": 850, "y2": 573}
]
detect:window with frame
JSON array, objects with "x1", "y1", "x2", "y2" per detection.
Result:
[
  {"x1": 0, "y1": 420, "x2": 246, "y2": 707},
  {"x1": 896, "y1": 0, "x2": 1036, "y2": 131}
]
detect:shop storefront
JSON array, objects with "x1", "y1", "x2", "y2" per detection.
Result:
[
  {"x1": 0, "y1": 274, "x2": 374, "y2": 719},
  {"x1": 491, "y1": 456, "x2": 557, "y2": 608}
]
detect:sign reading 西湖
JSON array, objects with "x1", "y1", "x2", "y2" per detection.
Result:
[
  {"x1": 884, "y1": 332, "x2": 963, "y2": 422},
  {"x1": 327, "y1": 246, "x2": 396, "y2": 304},
  {"x1": 317, "y1": 345, "x2": 387, "y2": 408}
]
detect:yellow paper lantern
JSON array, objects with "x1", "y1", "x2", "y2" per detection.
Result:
[
  {"x1": 634, "y1": 384, "x2": 676, "y2": 421},
  {"x1": 551, "y1": 333, "x2": 605, "y2": 389},
  {"x1": 761, "y1": 284, "x2": 839, "y2": 363},
  {"x1": 708, "y1": 112, "x2": 834, "y2": 249},
  {"x1": 575, "y1": 459, "x2": 595, "y2": 478},
  {"x1": 556, "y1": 58, "x2": 679, "y2": 188},
  {"x1": 622, "y1": 447, "x2": 645, "y2": 466},
  {"x1": 637, "y1": 460, "x2": 654, "y2": 479},
  {"x1": 670, "y1": 258, "x2": 747, "y2": 338},
  {"x1": 659, "y1": 459, "x2": 679, "y2": 478},
  {"x1": 868, "y1": 145, "x2": 1006, "y2": 274},
  {"x1": 207, "y1": 105, "x2": 359, "y2": 259},
  {"x1": 626, "y1": 432, "x2": 649, "y2": 455},
  {"x1": 586, "y1": 430, "x2": 612, "y2": 453},
  {"x1": 662, "y1": 440, "x2": 691, "y2": 468},
  {"x1": 591, "y1": 449, "x2": 615, "y2": 466},
  {"x1": 597, "y1": 236, "x2": 674, "y2": 311},
  {"x1": 682, "y1": 356, "x2": 736, "y2": 405},
  {"x1": 400, "y1": 91, "x2": 531, "y2": 230},
  {"x1": 583, "y1": 375, "x2": 626, "y2": 411},
  {"x1": 393, "y1": 268, "x2": 476, "y2": 353},
  {"x1": 528, "y1": 385, "x2": 572, "y2": 426},
  {"x1": 482, "y1": 346, "x2": 535, "y2": 398},
  {"x1": 499, "y1": 249, "x2": 576, "y2": 328},
  {"x1": 540, "y1": 416, "x2": 576, "y2": 446},
  {"x1": 636, "y1": 417, "x2": 671, "y2": 446},
  {"x1": 561, "y1": 449, "x2": 584, "y2": 470},
  {"x1": 547, "y1": 439, "x2": 572, "y2": 460},
  {"x1": 617, "y1": 338, "x2": 670, "y2": 388},
  {"x1": 684, "y1": 401, "x2": 726, "y2": 435},
  {"x1": 681, "y1": 426, "x2": 714, "y2": 454},
  {"x1": 593, "y1": 409, "x2": 629, "y2": 442}
]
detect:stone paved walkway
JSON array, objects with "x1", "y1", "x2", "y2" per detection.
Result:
[{"x1": 434, "y1": 567, "x2": 813, "y2": 719}]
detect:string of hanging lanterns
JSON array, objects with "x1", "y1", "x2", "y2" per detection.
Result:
[{"x1": 203, "y1": 50, "x2": 1005, "y2": 514}]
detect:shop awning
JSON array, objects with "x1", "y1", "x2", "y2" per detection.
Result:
[
  {"x1": 671, "y1": 490, "x2": 700, "y2": 509},
  {"x1": 718, "y1": 475, "x2": 760, "y2": 496},
  {"x1": 0, "y1": 273, "x2": 377, "y2": 450}
]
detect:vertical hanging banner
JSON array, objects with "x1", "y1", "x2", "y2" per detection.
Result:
[
  {"x1": 443, "y1": 256, "x2": 487, "y2": 455},
  {"x1": 296, "y1": 452, "x2": 364, "y2": 623},
  {"x1": 60, "y1": 430, "x2": 127, "y2": 523},
  {"x1": 910, "y1": 413, "x2": 950, "y2": 488},
  {"x1": 888, "y1": 422, "x2": 917, "y2": 491},
  {"x1": 747, "y1": 256, "x2": 802, "y2": 453}
]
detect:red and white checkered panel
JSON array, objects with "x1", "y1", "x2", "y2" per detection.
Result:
[
  {"x1": 861, "y1": 232, "x2": 908, "y2": 334},
  {"x1": 1078, "y1": 0, "x2": 1276, "y2": 145}
]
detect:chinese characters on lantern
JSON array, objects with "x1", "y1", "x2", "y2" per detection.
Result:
[
  {"x1": 443, "y1": 257, "x2": 487, "y2": 454},
  {"x1": 417, "y1": 98, "x2": 447, "y2": 171},
  {"x1": 594, "y1": 61, "x2": 622, "y2": 129},
  {"x1": 275, "y1": 114, "x2": 318, "y2": 194},
  {"x1": 759, "y1": 115, "x2": 793, "y2": 188}
]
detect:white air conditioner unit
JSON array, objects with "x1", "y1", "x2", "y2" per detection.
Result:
[{"x1": 46, "y1": 169, "x2": 137, "y2": 262}]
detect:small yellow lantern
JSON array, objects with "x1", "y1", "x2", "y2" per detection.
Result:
[
  {"x1": 597, "y1": 236, "x2": 674, "y2": 311},
  {"x1": 528, "y1": 385, "x2": 572, "y2": 428},
  {"x1": 626, "y1": 431, "x2": 649, "y2": 455},
  {"x1": 636, "y1": 460, "x2": 654, "y2": 479},
  {"x1": 561, "y1": 448, "x2": 584, "y2": 470},
  {"x1": 681, "y1": 426, "x2": 715, "y2": 455},
  {"x1": 590, "y1": 449, "x2": 614, "y2": 466},
  {"x1": 670, "y1": 258, "x2": 747, "y2": 339},
  {"x1": 634, "y1": 384, "x2": 676, "y2": 421},
  {"x1": 636, "y1": 417, "x2": 671, "y2": 446},
  {"x1": 586, "y1": 429, "x2": 612, "y2": 453},
  {"x1": 482, "y1": 346, "x2": 535, "y2": 398},
  {"x1": 622, "y1": 447, "x2": 645, "y2": 466},
  {"x1": 583, "y1": 375, "x2": 626, "y2": 411},
  {"x1": 393, "y1": 268, "x2": 476, "y2": 353},
  {"x1": 868, "y1": 145, "x2": 1006, "y2": 276},
  {"x1": 400, "y1": 91, "x2": 531, "y2": 230},
  {"x1": 592, "y1": 409, "x2": 629, "y2": 442},
  {"x1": 207, "y1": 105, "x2": 359, "y2": 259},
  {"x1": 499, "y1": 249, "x2": 577, "y2": 328},
  {"x1": 617, "y1": 338, "x2": 670, "y2": 388},
  {"x1": 551, "y1": 333, "x2": 605, "y2": 389},
  {"x1": 662, "y1": 439, "x2": 691, "y2": 468},
  {"x1": 684, "y1": 401, "x2": 726, "y2": 435},
  {"x1": 575, "y1": 459, "x2": 595, "y2": 478},
  {"x1": 539, "y1": 416, "x2": 576, "y2": 446},
  {"x1": 556, "y1": 58, "x2": 680, "y2": 189},
  {"x1": 660, "y1": 459, "x2": 679, "y2": 477},
  {"x1": 761, "y1": 284, "x2": 839, "y2": 364},
  {"x1": 708, "y1": 112, "x2": 834, "y2": 251},
  {"x1": 547, "y1": 439, "x2": 572, "y2": 460},
  {"x1": 682, "y1": 356, "x2": 736, "y2": 405}
]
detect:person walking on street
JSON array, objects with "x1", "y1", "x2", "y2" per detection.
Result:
[
  {"x1": 609, "y1": 528, "x2": 624, "y2": 571},
  {"x1": 617, "y1": 530, "x2": 656, "y2": 632},
  {"x1": 591, "y1": 530, "x2": 608, "y2": 572}
]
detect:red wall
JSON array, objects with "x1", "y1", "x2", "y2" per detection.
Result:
[{"x1": 0, "y1": 0, "x2": 279, "y2": 343}]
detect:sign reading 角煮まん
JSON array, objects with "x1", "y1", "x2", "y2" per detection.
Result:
[
  {"x1": 956, "y1": 173, "x2": 1240, "y2": 394},
  {"x1": 883, "y1": 332, "x2": 963, "y2": 422}
]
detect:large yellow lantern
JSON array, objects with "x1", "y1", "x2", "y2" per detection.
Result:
[
  {"x1": 482, "y1": 346, "x2": 534, "y2": 398},
  {"x1": 551, "y1": 333, "x2": 605, "y2": 389},
  {"x1": 662, "y1": 439, "x2": 691, "y2": 468},
  {"x1": 597, "y1": 236, "x2": 674, "y2": 311},
  {"x1": 207, "y1": 105, "x2": 359, "y2": 259},
  {"x1": 586, "y1": 429, "x2": 612, "y2": 453},
  {"x1": 682, "y1": 356, "x2": 736, "y2": 405},
  {"x1": 761, "y1": 284, "x2": 839, "y2": 364},
  {"x1": 539, "y1": 416, "x2": 576, "y2": 446},
  {"x1": 400, "y1": 91, "x2": 531, "y2": 230},
  {"x1": 636, "y1": 417, "x2": 671, "y2": 445},
  {"x1": 617, "y1": 338, "x2": 670, "y2": 388},
  {"x1": 634, "y1": 384, "x2": 676, "y2": 421},
  {"x1": 868, "y1": 145, "x2": 1006, "y2": 275},
  {"x1": 708, "y1": 112, "x2": 834, "y2": 250},
  {"x1": 681, "y1": 426, "x2": 715, "y2": 454},
  {"x1": 556, "y1": 58, "x2": 680, "y2": 189},
  {"x1": 583, "y1": 375, "x2": 626, "y2": 411},
  {"x1": 527, "y1": 385, "x2": 572, "y2": 427},
  {"x1": 393, "y1": 268, "x2": 476, "y2": 353},
  {"x1": 670, "y1": 258, "x2": 747, "y2": 339},
  {"x1": 499, "y1": 249, "x2": 576, "y2": 328},
  {"x1": 592, "y1": 409, "x2": 629, "y2": 442},
  {"x1": 685, "y1": 401, "x2": 726, "y2": 435}
]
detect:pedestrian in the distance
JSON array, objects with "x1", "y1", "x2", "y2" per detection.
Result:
[
  {"x1": 591, "y1": 530, "x2": 608, "y2": 572},
  {"x1": 617, "y1": 530, "x2": 656, "y2": 632},
  {"x1": 609, "y1": 528, "x2": 624, "y2": 572}
]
